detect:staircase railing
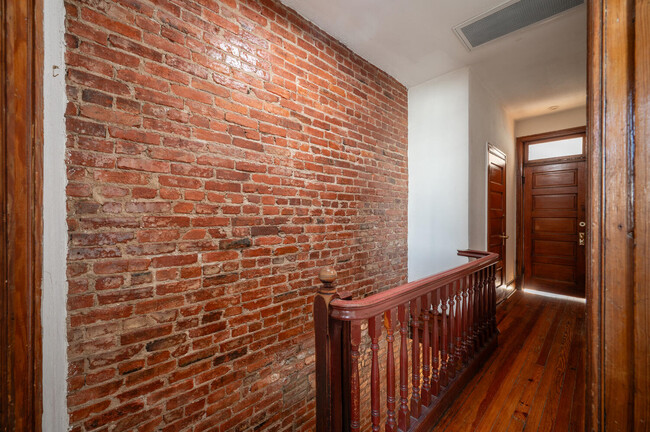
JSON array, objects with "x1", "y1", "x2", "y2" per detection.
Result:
[{"x1": 314, "y1": 250, "x2": 499, "y2": 432}]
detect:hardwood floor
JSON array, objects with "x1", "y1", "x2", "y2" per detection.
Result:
[{"x1": 432, "y1": 290, "x2": 586, "y2": 432}]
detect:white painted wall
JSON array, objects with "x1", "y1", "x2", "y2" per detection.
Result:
[
  {"x1": 42, "y1": 0, "x2": 69, "y2": 430},
  {"x1": 515, "y1": 106, "x2": 586, "y2": 137},
  {"x1": 468, "y1": 71, "x2": 516, "y2": 284},
  {"x1": 408, "y1": 68, "x2": 469, "y2": 281}
]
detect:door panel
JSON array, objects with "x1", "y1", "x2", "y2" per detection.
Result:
[
  {"x1": 533, "y1": 239, "x2": 576, "y2": 258},
  {"x1": 533, "y1": 217, "x2": 576, "y2": 234},
  {"x1": 532, "y1": 262, "x2": 576, "y2": 283},
  {"x1": 532, "y1": 194, "x2": 577, "y2": 210},
  {"x1": 532, "y1": 170, "x2": 577, "y2": 188},
  {"x1": 524, "y1": 161, "x2": 586, "y2": 296},
  {"x1": 487, "y1": 147, "x2": 507, "y2": 287}
]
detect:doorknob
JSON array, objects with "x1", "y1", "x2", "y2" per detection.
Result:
[{"x1": 499, "y1": 233, "x2": 509, "y2": 245}]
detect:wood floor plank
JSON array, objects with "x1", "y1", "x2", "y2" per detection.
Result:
[
  {"x1": 521, "y1": 301, "x2": 577, "y2": 432},
  {"x1": 437, "y1": 298, "x2": 547, "y2": 431},
  {"x1": 432, "y1": 295, "x2": 538, "y2": 430},
  {"x1": 484, "y1": 301, "x2": 562, "y2": 432},
  {"x1": 502, "y1": 364, "x2": 544, "y2": 432},
  {"x1": 430, "y1": 291, "x2": 585, "y2": 432},
  {"x1": 473, "y1": 301, "x2": 561, "y2": 431},
  {"x1": 509, "y1": 301, "x2": 569, "y2": 429},
  {"x1": 552, "y1": 313, "x2": 585, "y2": 432},
  {"x1": 568, "y1": 309, "x2": 586, "y2": 432}
]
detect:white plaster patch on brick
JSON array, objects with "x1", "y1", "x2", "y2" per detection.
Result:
[{"x1": 43, "y1": 0, "x2": 69, "y2": 429}]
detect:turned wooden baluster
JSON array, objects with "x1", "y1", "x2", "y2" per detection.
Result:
[
  {"x1": 486, "y1": 266, "x2": 492, "y2": 338},
  {"x1": 384, "y1": 309, "x2": 397, "y2": 432},
  {"x1": 483, "y1": 268, "x2": 490, "y2": 344},
  {"x1": 455, "y1": 279, "x2": 464, "y2": 367},
  {"x1": 473, "y1": 271, "x2": 481, "y2": 353},
  {"x1": 447, "y1": 283, "x2": 456, "y2": 380},
  {"x1": 477, "y1": 268, "x2": 485, "y2": 347},
  {"x1": 421, "y1": 292, "x2": 431, "y2": 407},
  {"x1": 369, "y1": 316, "x2": 382, "y2": 431},
  {"x1": 410, "y1": 297, "x2": 421, "y2": 418},
  {"x1": 350, "y1": 321, "x2": 362, "y2": 432},
  {"x1": 461, "y1": 275, "x2": 469, "y2": 363},
  {"x1": 398, "y1": 303, "x2": 410, "y2": 431},
  {"x1": 431, "y1": 291, "x2": 440, "y2": 397},
  {"x1": 490, "y1": 265, "x2": 497, "y2": 335},
  {"x1": 481, "y1": 267, "x2": 489, "y2": 343},
  {"x1": 466, "y1": 273, "x2": 474, "y2": 359},
  {"x1": 440, "y1": 285, "x2": 449, "y2": 387}
]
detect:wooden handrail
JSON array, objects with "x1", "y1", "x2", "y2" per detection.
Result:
[
  {"x1": 314, "y1": 249, "x2": 499, "y2": 432},
  {"x1": 329, "y1": 250, "x2": 498, "y2": 321}
]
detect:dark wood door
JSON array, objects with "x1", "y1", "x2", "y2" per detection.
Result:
[
  {"x1": 523, "y1": 160, "x2": 586, "y2": 296},
  {"x1": 487, "y1": 146, "x2": 507, "y2": 286}
]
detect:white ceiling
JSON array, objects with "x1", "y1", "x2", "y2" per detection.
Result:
[{"x1": 279, "y1": 0, "x2": 587, "y2": 120}]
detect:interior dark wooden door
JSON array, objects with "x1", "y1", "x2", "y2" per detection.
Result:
[
  {"x1": 487, "y1": 146, "x2": 507, "y2": 287},
  {"x1": 523, "y1": 160, "x2": 586, "y2": 296}
]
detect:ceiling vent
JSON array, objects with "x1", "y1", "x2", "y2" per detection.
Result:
[{"x1": 453, "y1": 0, "x2": 584, "y2": 50}]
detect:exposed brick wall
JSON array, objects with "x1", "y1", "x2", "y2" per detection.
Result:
[{"x1": 64, "y1": 0, "x2": 408, "y2": 430}]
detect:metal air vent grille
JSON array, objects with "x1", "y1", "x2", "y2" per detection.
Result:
[{"x1": 453, "y1": 0, "x2": 584, "y2": 50}]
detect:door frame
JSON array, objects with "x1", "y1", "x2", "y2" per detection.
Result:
[
  {"x1": 586, "y1": 0, "x2": 648, "y2": 429},
  {"x1": 487, "y1": 144, "x2": 507, "y2": 287},
  {"x1": 1, "y1": 0, "x2": 44, "y2": 429},
  {"x1": 515, "y1": 126, "x2": 586, "y2": 290}
]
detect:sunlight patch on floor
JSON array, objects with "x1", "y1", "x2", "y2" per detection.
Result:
[{"x1": 523, "y1": 288, "x2": 586, "y2": 303}]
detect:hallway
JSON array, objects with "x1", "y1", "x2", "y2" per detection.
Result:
[{"x1": 433, "y1": 290, "x2": 585, "y2": 431}]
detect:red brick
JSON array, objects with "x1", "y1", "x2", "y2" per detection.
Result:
[
  {"x1": 109, "y1": 34, "x2": 163, "y2": 63},
  {"x1": 171, "y1": 84, "x2": 213, "y2": 105},
  {"x1": 79, "y1": 40, "x2": 140, "y2": 67},
  {"x1": 64, "y1": 0, "x2": 408, "y2": 430},
  {"x1": 109, "y1": 127, "x2": 160, "y2": 145},
  {"x1": 80, "y1": 7, "x2": 141, "y2": 40},
  {"x1": 152, "y1": 254, "x2": 197, "y2": 268},
  {"x1": 84, "y1": 401, "x2": 144, "y2": 429},
  {"x1": 134, "y1": 87, "x2": 184, "y2": 109},
  {"x1": 93, "y1": 258, "x2": 150, "y2": 275},
  {"x1": 137, "y1": 229, "x2": 180, "y2": 243},
  {"x1": 69, "y1": 69, "x2": 130, "y2": 95},
  {"x1": 117, "y1": 157, "x2": 170, "y2": 173},
  {"x1": 121, "y1": 324, "x2": 173, "y2": 346},
  {"x1": 116, "y1": 68, "x2": 168, "y2": 92},
  {"x1": 134, "y1": 296, "x2": 185, "y2": 314},
  {"x1": 94, "y1": 170, "x2": 149, "y2": 185},
  {"x1": 67, "y1": 183, "x2": 92, "y2": 197},
  {"x1": 68, "y1": 380, "x2": 123, "y2": 408},
  {"x1": 66, "y1": 117, "x2": 106, "y2": 137},
  {"x1": 97, "y1": 287, "x2": 153, "y2": 305}
]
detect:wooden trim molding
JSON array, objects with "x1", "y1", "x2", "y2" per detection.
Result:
[
  {"x1": 514, "y1": 126, "x2": 586, "y2": 290},
  {"x1": 1, "y1": 0, "x2": 43, "y2": 429},
  {"x1": 633, "y1": 1, "x2": 649, "y2": 427},
  {"x1": 587, "y1": 0, "x2": 648, "y2": 430}
]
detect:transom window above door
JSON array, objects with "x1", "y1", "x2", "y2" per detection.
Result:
[{"x1": 526, "y1": 136, "x2": 584, "y2": 162}]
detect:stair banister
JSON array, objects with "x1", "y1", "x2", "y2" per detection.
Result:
[{"x1": 314, "y1": 250, "x2": 499, "y2": 432}]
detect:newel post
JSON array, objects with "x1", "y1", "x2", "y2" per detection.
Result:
[{"x1": 314, "y1": 267, "x2": 343, "y2": 432}]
